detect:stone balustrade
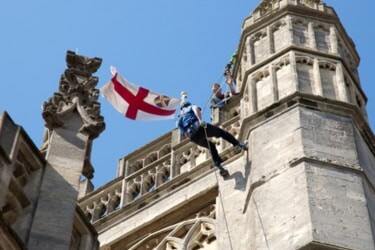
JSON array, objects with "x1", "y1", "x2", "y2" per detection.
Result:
[
  {"x1": 79, "y1": 178, "x2": 123, "y2": 223},
  {"x1": 79, "y1": 115, "x2": 243, "y2": 223},
  {"x1": 124, "y1": 153, "x2": 172, "y2": 204}
]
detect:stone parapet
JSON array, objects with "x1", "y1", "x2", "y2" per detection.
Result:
[
  {"x1": 79, "y1": 177, "x2": 123, "y2": 223},
  {"x1": 244, "y1": 0, "x2": 334, "y2": 29},
  {"x1": 78, "y1": 115, "x2": 243, "y2": 227}
]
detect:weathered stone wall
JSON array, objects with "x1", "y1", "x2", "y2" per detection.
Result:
[
  {"x1": 0, "y1": 112, "x2": 45, "y2": 248},
  {"x1": 306, "y1": 161, "x2": 373, "y2": 249},
  {"x1": 218, "y1": 106, "x2": 375, "y2": 249}
]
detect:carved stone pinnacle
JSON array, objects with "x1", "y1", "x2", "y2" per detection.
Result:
[{"x1": 42, "y1": 51, "x2": 105, "y2": 139}]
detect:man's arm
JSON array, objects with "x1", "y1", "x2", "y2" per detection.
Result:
[
  {"x1": 192, "y1": 105, "x2": 207, "y2": 128},
  {"x1": 225, "y1": 75, "x2": 237, "y2": 96},
  {"x1": 192, "y1": 105, "x2": 203, "y2": 122}
]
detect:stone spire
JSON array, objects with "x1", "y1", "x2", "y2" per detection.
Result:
[
  {"x1": 28, "y1": 51, "x2": 104, "y2": 249},
  {"x1": 40, "y1": 51, "x2": 105, "y2": 179}
]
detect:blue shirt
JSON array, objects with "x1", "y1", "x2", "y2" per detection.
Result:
[{"x1": 177, "y1": 104, "x2": 199, "y2": 135}]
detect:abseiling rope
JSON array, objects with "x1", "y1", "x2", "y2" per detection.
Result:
[
  {"x1": 201, "y1": 67, "x2": 234, "y2": 250},
  {"x1": 202, "y1": 126, "x2": 234, "y2": 250}
]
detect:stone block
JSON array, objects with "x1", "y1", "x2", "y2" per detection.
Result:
[
  {"x1": 300, "y1": 108, "x2": 359, "y2": 168},
  {"x1": 306, "y1": 162, "x2": 374, "y2": 249},
  {"x1": 249, "y1": 106, "x2": 304, "y2": 185},
  {"x1": 246, "y1": 163, "x2": 312, "y2": 249}
]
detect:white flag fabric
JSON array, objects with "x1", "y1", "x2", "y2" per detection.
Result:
[{"x1": 101, "y1": 71, "x2": 180, "y2": 121}]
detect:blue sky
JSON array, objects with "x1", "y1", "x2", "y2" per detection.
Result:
[{"x1": 1, "y1": 0, "x2": 374, "y2": 189}]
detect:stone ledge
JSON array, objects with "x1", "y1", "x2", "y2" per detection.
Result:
[
  {"x1": 289, "y1": 156, "x2": 362, "y2": 172},
  {"x1": 300, "y1": 241, "x2": 354, "y2": 250}
]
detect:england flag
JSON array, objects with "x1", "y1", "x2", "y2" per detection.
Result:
[{"x1": 101, "y1": 68, "x2": 180, "y2": 121}]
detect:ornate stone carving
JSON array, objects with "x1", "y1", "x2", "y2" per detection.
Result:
[
  {"x1": 42, "y1": 51, "x2": 105, "y2": 139},
  {"x1": 130, "y1": 217, "x2": 217, "y2": 250},
  {"x1": 255, "y1": 0, "x2": 281, "y2": 16},
  {"x1": 254, "y1": 0, "x2": 323, "y2": 19},
  {"x1": 300, "y1": 0, "x2": 321, "y2": 8}
]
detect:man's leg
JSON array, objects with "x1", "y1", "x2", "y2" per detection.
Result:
[
  {"x1": 191, "y1": 127, "x2": 230, "y2": 178},
  {"x1": 190, "y1": 128, "x2": 223, "y2": 166},
  {"x1": 205, "y1": 124, "x2": 248, "y2": 151},
  {"x1": 204, "y1": 124, "x2": 239, "y2": 145}
]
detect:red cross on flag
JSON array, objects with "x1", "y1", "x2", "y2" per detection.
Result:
[{"x1": 101, "y1": 70, "x2": 180, "y2": 121}]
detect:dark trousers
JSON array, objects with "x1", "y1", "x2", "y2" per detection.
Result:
[{"x1": 190, "y1": 123, "x2": 239, "y2": 166}]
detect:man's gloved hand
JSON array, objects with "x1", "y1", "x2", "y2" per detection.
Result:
[{"x1": 200, "y1": 121, "x2": 207, "y2": 128}]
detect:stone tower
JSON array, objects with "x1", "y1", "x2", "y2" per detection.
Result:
[
  {"x1": 217, "y1": 0, "x2": 375, "y2": 248},
  {"x1": 79, "y1": 0, "x2": 375, "y2": 249}
]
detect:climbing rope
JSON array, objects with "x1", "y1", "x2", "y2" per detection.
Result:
[
  {"x1": 253, "y1": 196, "x2": 270, "y2": 249},
  {"x1": 203, "y1": 126, "x2": 235, "y2": 250},
  {"x1": 201, "y1": 60, "x2": 238, "y2": 250},
  {"x1": 203, "y1": 52, "x2": 244, "y2": 249}
]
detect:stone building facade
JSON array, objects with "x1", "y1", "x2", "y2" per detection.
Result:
[{"x1": 1, "y1": 0, "x2": 375, "y2": 249}]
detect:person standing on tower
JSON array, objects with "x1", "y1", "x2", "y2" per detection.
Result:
[
  {"x1": 210, "y1": 61, "x2": 238, "y2": 108},
  {"x1": 177, "y1": 92, "x2": 247, "y2": 177}
]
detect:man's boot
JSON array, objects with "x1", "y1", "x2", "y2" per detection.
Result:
[
  {"x1": 236, "y1": 141, "x2": 248, "y2": 151},
  {"x1": 216, "y1": 164, "x2": 229, "y2": 178}
]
